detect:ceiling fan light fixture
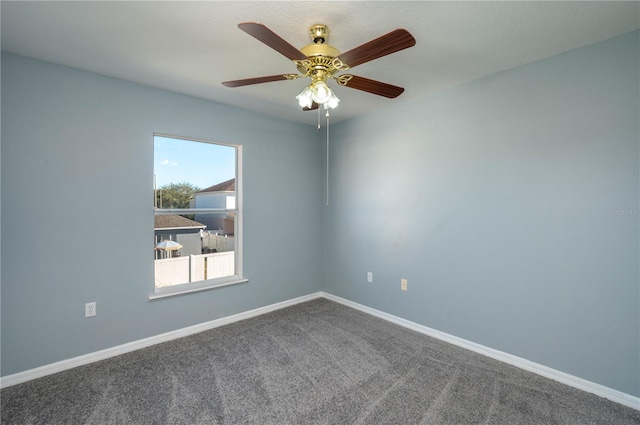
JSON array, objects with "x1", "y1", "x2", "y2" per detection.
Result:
[
  {"x1": 296, "y1": 81, "x2": 339, "y2": 109},
  {"x1": 296, "y1": 85, "x2": 314, "y2": 108}
]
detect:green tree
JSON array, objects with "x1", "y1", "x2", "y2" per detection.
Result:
[{"x1": 156, "y1": 182, "x2": 200, "y2": 209}]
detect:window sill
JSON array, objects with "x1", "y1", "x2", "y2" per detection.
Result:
[{"x1": 148, "y1": 276, "x2": 249, "y2": 301}]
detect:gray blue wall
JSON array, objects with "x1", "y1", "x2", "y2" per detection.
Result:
[
  {"x1": 323, "y1": 31, "x2": 639, "y2": 397},
  {"x1": 1, "y1": 53, "x2": 324, "y2": 376},
  {"x1": 2, "y1": 30, "x2": 638, "y2": 398}
]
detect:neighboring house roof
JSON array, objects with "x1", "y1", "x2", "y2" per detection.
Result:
[
  {"x1": 154, "y1": 214, "x2": 206, "y2": 230},
  {"x1": 197, "y1": 178, "x2": 235, "y2": 193}
]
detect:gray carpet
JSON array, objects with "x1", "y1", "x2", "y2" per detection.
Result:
[{"x1": 2, "y1": 298, "x2": 639, "y2": 424}]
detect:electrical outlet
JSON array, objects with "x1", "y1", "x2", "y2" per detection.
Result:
[
  {"x1": 401, "y1": 279, "x2": 408, "y2": 291},
  {"x1": 85, "y1": 302, "x2": 96, "y2": 317},
  {"x1": 367, "y1": 272, "x2": 373, "y2": 283}
]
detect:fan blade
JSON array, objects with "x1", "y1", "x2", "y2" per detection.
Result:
[
  {"x1": 303, "y1": 102, "x2": 319, "y2": 111},
  {"x1": 336, "y1": 29, "x2": 416, "y2": 68},
  {"x1": 222, "y1": 74, "x2": 289, "y2": 87},
  {"x1": 238, "y1": 22, "x2": 307, "y2": 61},
  {"x1": 339, "y1": 75, "x2": 404, "y2": 98}
]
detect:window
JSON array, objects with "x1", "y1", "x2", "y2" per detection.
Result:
[{"x1": 151, "y1": 134, "x2": 245, "y2": 300}]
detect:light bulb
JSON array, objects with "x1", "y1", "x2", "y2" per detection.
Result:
[{"x1": 311, "y1": 81, "x2": 332, "y2": 104}]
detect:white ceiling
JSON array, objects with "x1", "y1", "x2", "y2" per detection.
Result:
[{"x1": 2, "y1": 1, "x2": 638, "y2": 126}]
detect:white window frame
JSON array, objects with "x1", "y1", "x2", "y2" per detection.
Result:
[{"x1": 149, "y1": 133, "x2": 247, "y2": 301}]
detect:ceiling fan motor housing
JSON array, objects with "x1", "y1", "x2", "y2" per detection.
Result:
[{"x1": 298, "y1": 24, "x2": 345, "y2": 79}]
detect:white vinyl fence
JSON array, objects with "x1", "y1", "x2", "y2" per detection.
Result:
[
  {"x1": 154, "y1": 251, "x2": 235, "y2": 288},
  {"x1": 201, "y1": 233, "x2": 234, "y2": 253}
]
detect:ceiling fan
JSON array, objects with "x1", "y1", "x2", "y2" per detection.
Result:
[{"x1": 222, "y1": 22, "x2": 416, "y2": 111}]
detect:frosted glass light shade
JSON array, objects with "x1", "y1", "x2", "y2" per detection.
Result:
[
  {"x1": 296, "y1": 86, "x2": 313, "y2": 108},
  {"x1": 311, "y1": 81, "x2": 332, "y2": 104}
]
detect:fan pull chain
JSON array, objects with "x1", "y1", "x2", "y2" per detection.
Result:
[
  {"x1": 326, "y1": 109, "x2": 330, "y2": 206},
  {"x1": 317, "y1": 107, "x2": 321, "y2": 130}
]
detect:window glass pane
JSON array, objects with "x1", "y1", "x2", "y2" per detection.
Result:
[
  {"x1": 154, "y1": 213, "x2": 236, "y2": 288},
  {"x1": 153, "y1": 135, "x2": 237, "y2": 290},
  {"x1": 154, "y1": 135, "x2": 235, "y2": 209}
]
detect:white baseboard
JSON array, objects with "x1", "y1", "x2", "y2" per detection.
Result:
[
  {"x1": 2, "y1": 290, "x2": 638, "y2": 411},
  {"x1": 320, "y1": 292, "x2": 640, "y2": 411},
  {"x1": 0, "y1": 292, "x2": 323, "y2": 389}
]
